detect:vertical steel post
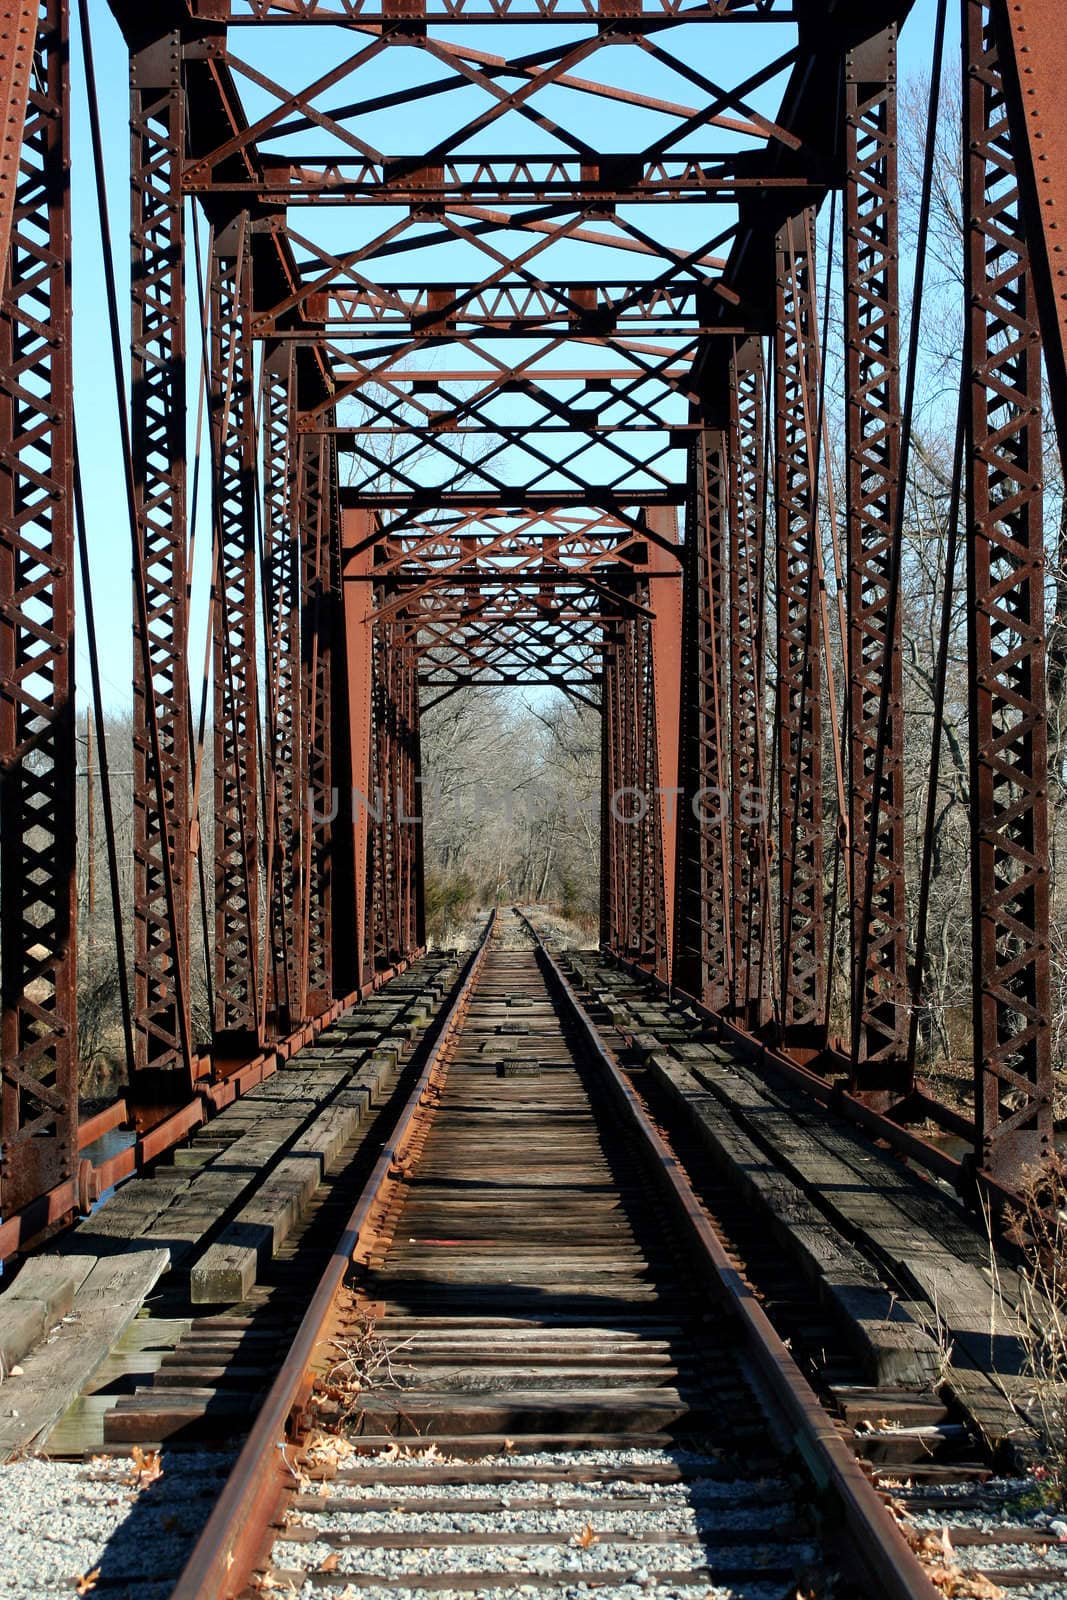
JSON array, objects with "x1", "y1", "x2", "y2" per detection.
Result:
[
  {"x1": 774, "y1": 213, "x2": 825, "y2": 1044},
  {"x1": 263, "y1": 346, "x2": 301, "y2": 1030},
  {"x1": 844, "y1": 23, "x2": 909, "y2": 1083},
  {"x1": 0, "y1": 0, "x2": 76, "y2": 1214},
  {"x1": 0, "y1": 3, "x2": 38, "y2": 277},
  {"x1": 996, "y1": 0, "x2": 1067, "y2": 463},
  {"x1": 130, "y1": 30, "x2": 192, "y2": 1089},
  {"x1": 674, "y1": 420, "x2": 731, "y2": 1009},
  {"x1": 210, "y1": 217, "x2": 260, "y2": 1051},
  {"x1": 646, "y1": 508, "x2": 682, "y2": 986},
  {"x1": 727, "y1": 337, "x2": 769, "y2": 1027},
  {"x1": 600, "y1": 623, "x2": 621, "y2": 951},
  {"x1": 398, "y1": 638, "x2": 423, "y2": 958},
  {"x1": 964, "y1": 0, "x2": 1052, "y2": 1179},
  {"x1": 340, "y1": 507, "x2": 378, "y2": 990},
  {"x1": 296, "y1": 423, "x2": 335, "y2": 1017}
]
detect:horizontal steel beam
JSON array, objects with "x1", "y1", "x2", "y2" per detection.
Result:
[{"x1": 182, "y1": 0, "x2": 799, "y2": 21}]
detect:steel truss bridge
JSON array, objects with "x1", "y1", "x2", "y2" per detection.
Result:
[{"x1": 1, "y1": 0, "x2": 1066, "y2": 1251}]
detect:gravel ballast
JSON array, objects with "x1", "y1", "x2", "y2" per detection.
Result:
[
  {"x1": 266, "y1": 1445, "x2": 821, "y2": 1600},
  {"x1": 0, "y1": 1450, "x2": 234, "y2": 1599}
]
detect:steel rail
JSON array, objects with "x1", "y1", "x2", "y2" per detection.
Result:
[
  {"x1": 518, "y1": 911, "x2": 942, "y2": 1600},
  {"x1": 170, "y1": 910, "x2": 497, "y2": 1600}
]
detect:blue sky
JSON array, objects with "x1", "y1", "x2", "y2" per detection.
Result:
[{"x1": 73, "y1": 0, "x2": 951, "y2": 715}]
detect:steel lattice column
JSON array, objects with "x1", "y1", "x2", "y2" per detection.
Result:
[
  {"x1": 296, "y1": 424, "x2": 336, "y2": 1018},
  {"x1": 372, "y1": 618, "x2": 421, "y2": 968},
  {"x1": 727, "y1": 338, "x2": 769, "y2": 1027},
  {"x1": 210, "y1": 218, "x2": 260, "y2": 1049},
  {"x1": 130, "y1": 31, "x2": 191, "y2": 1086},
  {"x1": 964, "y1": 0, "x2": 1052, "y2": 1180},
  {"x1": 646, "y1": 508, "x2": 682, "y2": 986},
  {"x1": 674, "y1": 425, "x2": 731, "y2": 1010},
  {"x1": 263, "y1": 347, "x2": 301, "y2": 1031},
  {"x1": 600, "y1": 625, "x2": 623, "y2": 951},
  {"x1": 339, "y1": 507, "x2": 375, "y2": 991},
  {"x1": 774, "y1": 214, "x2": 825, "y2": 1041},
  {"x1": 635, "y1": 594, "x2": 666, "y2": 969},
  {"x1": 603, "y1": 607, "x2": 660, "y2": 963},
  {"x1": 397, "y1": 637, "x2": 424, "y2": 958},
  {"x1": 844, "y1": 24, "x2": 908, "y2": 1082},
  {"x1": 0, "y1": 0, "x2": 76, "y2": 1215}
]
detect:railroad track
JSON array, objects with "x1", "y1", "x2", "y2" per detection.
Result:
[{"x1": 169, "y1": 907, "x2": 949, "y2": 1600}]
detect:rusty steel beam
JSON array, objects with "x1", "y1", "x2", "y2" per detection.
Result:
[
  {"x1": 603, "y1": 612, "x2": 644, "y2": 963},
  {"x1": 262, "y1": 346, "x2": 302, "y2": 1032},
  {"x1": 674, "y1": 418, "x2": 731, "y2": 1009},
  {"x1": 646, "y1": 508, "x2": 682, "y2": 985},
  {"x1": 340, "y1": 509, "x2": 376, "y2": 991},
  {"x1": 997, "y1": 0, "x2": 1067, "y2": 464},
  {"x1": 295, "y1": 424, "x2": 336, "y2": 1019},
  {"x1": 843, "y1": 22, "x2": 908, "y2": 1085},
  {"x1": 964, "y1": 0, "x2": 1052, "y2": 1182},
  {"x1": 188, "y1": 0, "x2": 798, "y2": 19},
  {"x1": 0, "y1": 1, "x2": 37, "y2": 278},
  {"x1": 187, "y1": 152, "x2": 821, "y2": 205},
  {"x1": 130, "y1": 30, "x2": 193, "y2": 1091},
  {"x1": 0, "y1": 0, "x2": 77, "y2": 1217},
  {"x1": 727, "y1": 337, "x2": 769, "y2": 1028},
  {"x1": 210, "y1": 216, "x2": 261, "y2": 1051},
  {"x1": 774, "y1": 212, "x2": 824, "y2": 1045}
]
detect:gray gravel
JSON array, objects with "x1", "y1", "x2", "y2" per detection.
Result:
[
  {"x1": 0, "y1": 1450, "x2": 234, "y2": 1598},
  {"x1": 269, "y1": 1446, "x2": 815, "y2": 1600},
  {"x1": 891, "y1": 1475, "x2": 1067, "y2": 1600}
]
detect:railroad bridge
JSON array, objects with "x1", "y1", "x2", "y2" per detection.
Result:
[{"x1": 2, "y1": 3, "x2": 1067, "y2": 1596}]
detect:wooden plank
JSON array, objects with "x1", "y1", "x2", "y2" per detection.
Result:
[
  {"x1": 643, "y1": 1053, "x2": 940, "y2": 1386},
  {"x1": 0, "y1": 1248, "x2": 170, "y2": 1457},
  {"x1": 190, "y1": 1156, "x2": 323, "y2": 1303},
  {"x1": 0, "y1": 1254, "x2": 97, "y2": 1372}
]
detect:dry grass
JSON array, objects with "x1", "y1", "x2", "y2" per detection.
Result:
[{"x1": 1003, "y1": 1151, "x2": 1067, "y2": 1503}]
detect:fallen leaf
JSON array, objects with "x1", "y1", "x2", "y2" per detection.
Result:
[
  {"x1": 318, "y1": 1553, "x2": 340, "y2": 1573},
  {"x1": 127, "y1": 1445, "x2": 163, "y2": 1489},
  {"x1": 74, "y1": 1570, "x2": 100, "y2": 1596},
  {"x1": 573, "y1": 1524, "x2": 599, "y2": 1550},
  {"x1": 928, "y1": 1572, "x2": 1005, "y2": 1599}
]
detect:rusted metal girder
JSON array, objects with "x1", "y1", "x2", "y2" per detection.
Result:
[
  {"x1": 674, "y1": 418, "x2": 731, "y2": 1010},
  {"x1": 774, "y1": 212, "x2": 825, "y2": 1046},
  {"x1": 295, "y1": 423, "x2": 336, "y2": 1020},
  {"x1": 996, "y1": 0, "x2": 1067, "y2": 462},
  {"x1": 601, "y1": 596, "x2": 665, "y2": 970},
  {"x1": 0, "y1": 0, "x2": 77, "y2": 1215},
  {"x1": 188, "y1": 0, "x2": 797, "y2": 18},
  {"x1": 362, "y1": 604, "x2": 423, "y2": 973},
  {"x1": 0, "y1": 2, "x2": 38, "y2": 277},
  {"x1": 130, "y1": 29, "x2": 193, "y2": 1094},
  {"x1": 844, "y1": 22, "x2": 908, "y2": 1087},
  {"x1": 646, "y1": 509, "x2": 683, "y2": 985},
  {"x1": 210, "y1": 215, "x2": 261, "y2": 1053},
  {"x1": 964, "y1": 0, "x2": 1052, "y2": 1182},
  {"x1": 727, "y1": 337, "x2": 769, "y2": 1028},
  {"x1": 339, "y1": 508, "x2": 376, "y2": 991},
  {"x1": 262, "y1": 345, "x2": 302, "y2": 1032}
]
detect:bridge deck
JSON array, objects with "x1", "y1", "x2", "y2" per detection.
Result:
[{"x1": 0, "y1": 928, "x2": 1037, "y2": 1480}]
